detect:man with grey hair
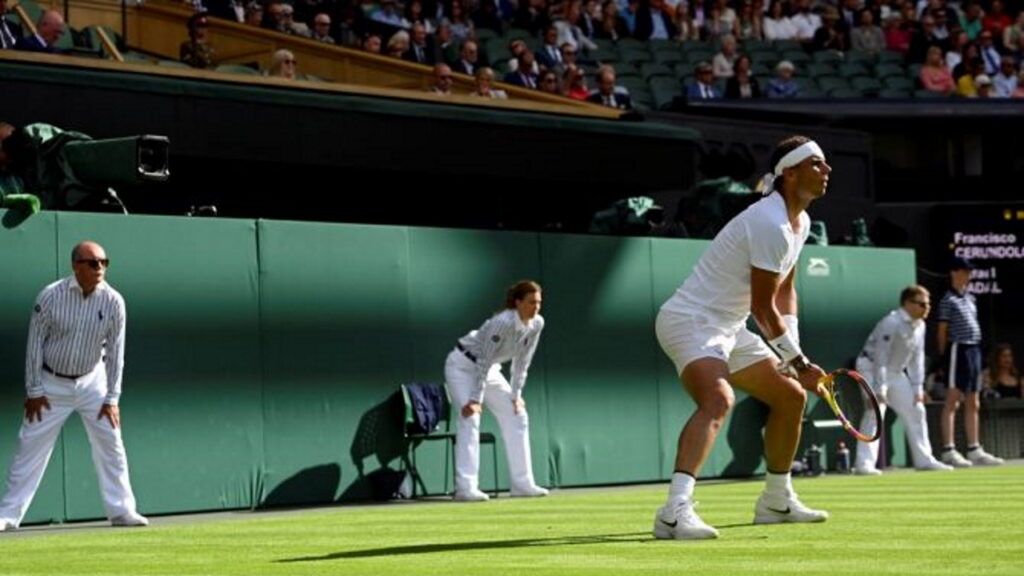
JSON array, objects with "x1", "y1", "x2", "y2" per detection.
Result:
[
  {"x1": 15, "y1": 10, "x2": 64, "y2": 53},
  {"x1": 0, "y1": 241, "x2": 147, "y2": 531}
]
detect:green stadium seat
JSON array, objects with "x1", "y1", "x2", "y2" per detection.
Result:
[
  {"x1": 619, "y1": 48, "x2": 653, "y2": 65},
  {"x1": 503, "y1": 28, "x2": 533, "y2": 41},
  {"x1": 216, "y1": 63, "x2": 260, "y2": 75},
  {"x1": 616, "y1": 37, "x2": 645, "y2": 52},
  {"x1": 742, "y1": 38, "x2": 772, "y2": 53},
  {"x1": 474, "y1": 28, "x2": 498, "y2": 44},
  {"x1": 679, "y1": 40, "x2": 706, "y2": 54},
  {"x1": 750, "y1": 62, "x2": 772, "y2": 76},
  {"x1": 684, "y1": 50, "x2": 715, "y2": 65},
  {"x1": 828, "y1": 87, "x2": 861, "y2": 98},
  {"x1": 772, "y1": 39, "x2": 803, "y2": 53},
  {"x1": 648, "y1": 38, "x2": 675, "y2": 53},
  {"x1": 812, "y1": 49, "x2": 843, "y2": 66},
  {"x1": 838, "y1": 62, "x2": 870, "y2": 78},
  {"x1": 878, "y1": 88, "x2": 912, "y2": 98},
  {"x1": 641, "y1": 62, "x2": 674, "y2": 81},
  {"x1": 649, "y1": 76, "x2": 681, "y2": 109},
  {"x1": 795, "y1": 85, "x2": 826, "y2": 98},
  {"x1": 806, "y1": 63, "x2": 837, "y2": 78},
  {"x1": 817, "y1": 76, "x2": 849, "y2": 92},
  {"x1": 851, "y1": 76, "x2": 883, "y2": 95},
  {"x1": 613, "y1": 62, "x2": 640, "y2": 78},
  {"x1": 877, "y1": 50, "x2": 905, "y2": 64},
  {"x1": 653, "y1": 50, "x2": 683, "y2": 66},
  {"x1": 780, "y1": 50, "x2": 811, "y2": 65},
  {"x1": 844, "y1": 49, "x2": 874, "y2": 66},
  {"x1": 593, "y1": 38, "x2": 616, "y2": 53},
  {"x1": 908, "y1": 63, "x2": 923, "y2": 79},
  {"x1": 874, "y1": 63, "x2": 905, "y2": 79},
  {"x1": 749, "y1": 50, "x2": 778, "y2": 68},
  {"x1": 883, "y1": 76, "x2": 914, "y2": 91}
]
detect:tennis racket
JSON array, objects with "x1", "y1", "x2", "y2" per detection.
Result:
[{"x1": 816, "y1": 369, "x2": 882, "y2": 443}]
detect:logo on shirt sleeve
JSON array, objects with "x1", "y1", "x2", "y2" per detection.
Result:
[
  {"x1": 491, "y1": 335, "x2": 501, "y2": 343},
  {"x1": 99, "y1": 310, "x2": 104, "y2": 321},
  {"x1": 34, "y1": 304, "x2": 41, "y2": 313}
]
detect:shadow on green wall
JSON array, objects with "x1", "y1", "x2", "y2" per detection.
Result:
[{"x1": 262, "y1": 464, "x2": 342, "y2": 508}]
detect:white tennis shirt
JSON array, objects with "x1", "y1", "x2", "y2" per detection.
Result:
[{"x1": 662, "y1": 192, "x2": 810, "y2": 325}]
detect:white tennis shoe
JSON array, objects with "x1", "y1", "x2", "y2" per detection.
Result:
[
  {"x1": 967, "y1": 447, "x2": 1005, "y2": 466},
  {"x1": 753, "y1": 492, "x2": 829, "y2": 524},
  {"x1": 653, "y1": 498, "x2": 719, "y2": 540},
  {"x1": 941, "y1": 449, "x2": 973, "y2": 468}
]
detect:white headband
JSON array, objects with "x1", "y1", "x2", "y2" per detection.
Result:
[{"x1": 773, "y1": 141, "x2": 825, "y2": 176}]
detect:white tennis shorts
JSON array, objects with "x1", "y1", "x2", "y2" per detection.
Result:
[{"x1": 656, "y1": 306, "x2": 775, "y2": 376}]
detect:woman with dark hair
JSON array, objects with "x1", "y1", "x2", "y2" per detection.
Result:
[
  {"x1": 982, "y1": 344, "x2": 1021, "y2": 399},
  {"x1": 724, "y1": 54, "x2": 761, "y2": 98},
  {"x1": 445, "y1": 280, "x2": 549, "y2": 501}
]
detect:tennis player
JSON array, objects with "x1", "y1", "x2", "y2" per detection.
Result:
[{"x1": 653, "y1": 135, "x2": 831, "y2": 540}]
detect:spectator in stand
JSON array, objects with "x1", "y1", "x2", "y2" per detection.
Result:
[
  {"x1": 15, "y1": 10, "x2": 65, "y2": 53},
  {"x1": 620, "y1": 0, "x2": 641, "y2": 37},
  {"x1": 812, "y1": 6, "x2": 847, "y2": 52},
  {"x1": 441, "y1": 0, "x2": 474, "y2": 43},
  {"x1": 472, "y1": 0, "x2": 503, "y2": 34},
  {"x1": 563, "y1": 64, "x2": 590, "y2": 99},
  {"x1": 908, "y1": 15, "x2": 949, "y2": 64},
  {"x1": 1003, "y1": 12, "x2": 1024, "y2": 57},
  {"x1": 919, "y1": 45, "x2": 956, "y2": 94},
  {"x1": 504, "y1": 50, "x2": 539, "y2": 88},
  {"x1": 261, "y1": 1, "x2": 285, "y2": 32},
  {"x1": 959, "y1": 1, "x2": 983, "y2": 41},
  {"x1": 686, "y1": 60, "x2": 722, "y2": 99},
  {"x1": 429, "y1": 63, "x2": 454, "y2": 95},
  {"x1": 371, "y1": 0, "x2": 404, "y2": 27},
  {"x1": 982, "y1": 344, "x2": 1022, "y2": 399},
  {"x1": 587, "y1": 65, "x2": 634, "y2": 109},
  {"x1": 469, "y1": 67, "x2": 508, "y2": 99},
  {"x1": 704, "y1": 0, "x2": 737, "y2": 41},
  {"x1": 884, "y1": 11, "x2": 912, "y2": 54},
  {"x1": 180, "y1": 11, "x2": 216, "y2": 69},
  {"x1": 433, "y1": 22, "x2": 459, "y2": 65},
  {"x1": 242, "y1": 1, "x2": 262, "y2": 27},
  {"x1": 973, "y1": 73, "x2": 994, "y2": 97},
  {"x1": 725, "y1": 54, "x2": 761, "y2": 98},
  {"x1": 635, "y1": 0, "x2": 677, "y2": 41},
  {"x1": 790, "y1": 0, "x2": 821, "y2": 45},
  {"x1": 765, "y1": 59, "x2": 799, "y2": 98},
  {"x1": 555, "y1": 1, "x2": 598, "y2": 54},
  {"x1": 930, "y1": 9, "x2": 952, "y2": 42},
  {"x1": 946, "y1": 31, "x2": 970, "y2": 72},
  {"x1": 310, "y1": 13, "x2": 335, "y2": 44},
  {"x1": 362, "y1": 33, "x2": 383, "y2": 54},
  {"x1": 513, "y1": 0, "x2": 550, "y2": 37},
  {"x1": 1015, "y1": 70, "x2": 1024, "y2": 97},
  {"x1": 951, "y1": 43, "x2": 980, "y2": 80},
  {"x1": 452, "y1": 39, "x2": 480, "y2": 76},
  {"x1": 712, "y1": 34, "x2": 738, "y2": 79},
  {"x1": 401, "y1": 0, "x2": 436, "y2": 34},
  {"x1": 992, "y1": 56, "x2": 1018, "y2": 97},
  {"x1": 596, "y1": 0, "x2": 630, "y2": 40},
  {"x1": 673, "y1": 3, "x2": 700, "y2": 42},
  {"x1": 983, "y1": 0, "x2": 1011, "y2": 44},
  {"x1": 267, "y1": 49, "x2": 297, "y2": 79},
  {"x1": 538, "y1": 69, "x2": 562, "y2": 94},
  {"x1": 736, "y1": 0, "x2": 763, "y2": 41},
  {"x1": 956, "y1": 57, "x2": 985, "y2": 96},
  {"x1": 537, "y1": 25, "x2": 564, "y2": 71},
  {"x1": 851, "y1": 9, "x2": 886, "y2": 56},
  {"x1": 386, "y1": 30, "x2": 410, "y2": 58},
  {"x1": 506, "y1": 40, "x2": 540, "y2": 75},
  {"x1": 402, "y1": 23, "x2": 434, "y2": 65},
  {"x1": 763, "y1": 0, "x2": 798, "y2": 41},
  {"x1": 978, "y1": 31, "x2": 1001, "y2": 75},
  {"x1": 279, "y1": 4, "x2": 311, "y2": 37}
]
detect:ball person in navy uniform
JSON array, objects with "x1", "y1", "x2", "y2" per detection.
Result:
[
  {"x1": 0, "y1": 241, "x2": 148, "y2": 530},
  {"x1": 445, "y1": 280, "x2": 549, "y2": 501}
]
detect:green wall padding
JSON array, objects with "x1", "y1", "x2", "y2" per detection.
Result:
[{"x1": 0, "y1": 211, "x2": 914, "y2": 523}]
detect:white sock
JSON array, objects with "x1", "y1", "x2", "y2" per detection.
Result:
[
  {"x1": 765, "y1": 471, "x2": 793, "y2": 498},
  {"x1": 667, "y1": 472, "x2": 695, "y2": 503}
]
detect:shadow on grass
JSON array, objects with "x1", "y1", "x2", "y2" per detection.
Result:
[{"x1": 278, "y1": 531, "x2": 654, "y2": 562}]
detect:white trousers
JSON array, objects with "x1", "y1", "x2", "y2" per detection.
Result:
[
  {"x1": 854, "y1": 359, "x2": 942, "y2": 470},
  {"x1": 0, "y1": 368, "x2": 139, "y2": 527},
  {"x1": 445, "y1": 350, "x2": 537, "y2": 493}
]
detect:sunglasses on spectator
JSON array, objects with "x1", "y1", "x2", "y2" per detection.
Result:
[{"x1": 76, "y1": 258, "x2": 110, "y2": 269}]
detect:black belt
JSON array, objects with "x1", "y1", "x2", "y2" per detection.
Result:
[
  {"x1": 456, "y1": 343, "x2": 477, "y2": 362},
  {"x1": 43, "y1": 363, "x2": 85, "y2": 380}
]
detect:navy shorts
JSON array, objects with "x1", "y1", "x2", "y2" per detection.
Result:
[{"x1": 946, "y1": 343, "x2": 981, "y2": 393}]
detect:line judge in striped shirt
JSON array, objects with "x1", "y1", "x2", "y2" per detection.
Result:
[
  {"x1": 0, "y1": 241, "x2": 148, "y2": 531},
  {"x1": 445, "y1": 280, "x2": 550, "y2": 502}
]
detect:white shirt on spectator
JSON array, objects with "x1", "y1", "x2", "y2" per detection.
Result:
[
  {"x1": 790, "y1": 11, "x2": 821, "y2": 40},
  {"x1": 763, "y1": 16, "x2": 799, "y2": 40}
]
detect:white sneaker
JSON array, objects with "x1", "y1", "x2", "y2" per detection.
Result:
[
  {"x1": 453, "y1": 488, "x2": 490, "y2": 502},
  {"x1": 753, "y1": 492, "x2": 829, "y2": 524},
  {"x1": 652, "y1": 499, "x2": 719, "y2": 540},
  {"x1": 0, "y1": 521, "x2": 14, "y2": 532},
  {"x1": 916, "y1": 460, "x2": 954, "y2": 472},
  {"x1": 967, "y1": 447, "x2": 1005, "y2": 466},
  {"x1": 941, "y1": 449, "x2": 973, "y2": 468},
  {"x1": 510, "y1": 485, "x2": 549, "y2": 497},
  {"x1": 111, "y1": 512, "x2": 149, "y2": 527},
  {"x1": 853, "y1": 466, "x2": 883, "y2": 476}
]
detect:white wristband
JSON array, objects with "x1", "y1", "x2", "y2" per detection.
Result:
[
  {"x1": 768, "y1": 330, "x2": 803, "y2": 363},
  {"x1": 782, "y1": 315, "x2": 799, "y2": 345}
]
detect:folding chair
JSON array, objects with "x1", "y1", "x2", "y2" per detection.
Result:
[{"x1": 400, "y1": 383, "x2": 498, "y2": 498}]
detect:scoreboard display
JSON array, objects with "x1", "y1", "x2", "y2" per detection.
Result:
[{"x1": 933, "y1": 203, "x2": 1024, "y2": 345}]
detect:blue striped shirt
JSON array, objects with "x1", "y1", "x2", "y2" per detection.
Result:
[
  {"x1": 25, "y1": 277, "x2": 127, "y2": 404},
  {"x1": 936, "y1": 288, "x2": 981, "y2": 345},
  {"x1": 456, "y1": 309, "x2": 544, "y2": 402}
]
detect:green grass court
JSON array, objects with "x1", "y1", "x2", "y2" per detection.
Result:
[{"x1": 2, "y1": 464, "x2": 1022, "y2": 576}]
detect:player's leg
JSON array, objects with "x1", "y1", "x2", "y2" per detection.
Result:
[
  {"x1": 652, "y1": 309, "x2": 730, "y2": 540},
  {"x1": 728, "y1": 330, "x2": 827, "y2": 524},
  {"x1": 961, "y1": 345, "x2": 1003, "y2": 465},
  {"x1": 940, "y1": 345, "x2": 972, "y2": 467}
]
